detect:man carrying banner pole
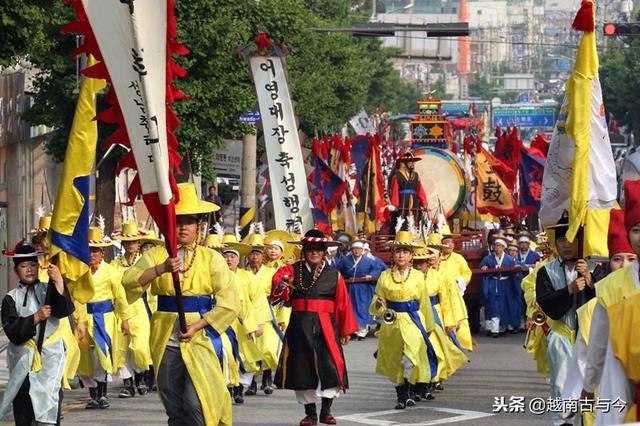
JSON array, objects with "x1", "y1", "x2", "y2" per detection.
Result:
[{"x1": 123, "y1": 183, "x2": 239, "y2": 426}]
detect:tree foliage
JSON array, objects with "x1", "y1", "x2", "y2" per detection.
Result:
[
  {"x1": 5, "y1": 0, "x2": 416, "y2": 181},
  {"x1": 600, "y1": 38, "x2": 640, "y2": 146}
]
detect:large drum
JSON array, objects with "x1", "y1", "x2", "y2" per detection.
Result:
[{"x1": 412, "y1": 147, "x2": 466, "y2": 218}]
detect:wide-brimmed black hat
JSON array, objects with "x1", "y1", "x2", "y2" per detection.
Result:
[
  {"x1": 3, "y1": 241, "x2": 44, "y2": 265},
  {"x1": 290, "y1": 229, "x2": 341, "y2": 249}
]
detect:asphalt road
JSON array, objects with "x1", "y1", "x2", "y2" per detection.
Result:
[{"x1": 0, "y1": 332, "x2": 554, "y2": 425}]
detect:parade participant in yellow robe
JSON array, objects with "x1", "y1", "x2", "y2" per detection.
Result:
[
  {"x1": 111, "y1": 221, "x2": 153, "y2": 397},
  {"x1": 30, "y1": 215, "x2": 82, "y2": 390},
  {"x1": 439, "y1": 234, "x2": 473, "y2": 350},
  {"x1": 422, "y1": 241, "x2": 468, "y2": 379},
  {"x1": 521, "y1": 260, "x2": 552, "y2": 378},
  {"x1": 122, "y1": 183, "x2": 239, "y2": 426},
  {"x1": 265, "y1": 229, "x2": 294, "y2": 331},
  {"x1": 138, "y1": 230, "x2": 164, "y2": 314},
  {"x1": 76, "y1": 227, "x2": 134, "y2": 409},
  {"x1": 243, "y1": 229, "x2": 280, "y2": 396},
  {"x1": 221, "y1": 235, "x2": 261, "y2": 404},
  {"x1": 578, "y1": 180, "x2": 640, "y2": 425},
  {"x1": 370, "y1": 230, "x2": 440, "y2": 410}
]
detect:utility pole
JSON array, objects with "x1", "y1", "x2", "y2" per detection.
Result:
[{"x1": 239, "y1": 128, "x2": 257, "y2": 238}]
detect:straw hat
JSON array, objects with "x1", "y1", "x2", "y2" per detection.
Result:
[
  {"x1": 387, "y1": 230, "x2": 421, "y2": 250},
  {"x1": 413, "y1": 240, "x2": 434, "y2": 260},
  {"x1": 89, "y1": 227, "x2": 113, "y2": 248},
  {"x1": 112, "y1": 221, "x2": 147, "y2": 241},
  {"x1": 244, "y1": 233, "x2": 265, "y2": 251},
  {"x1": 264, "y1": 229, "x2": 294, "y2": 260},
  {"x1": 175, "y1": 183, "x2": 220, "y2": 216},
  {"x1": 222, "y1": 234, "x2": 251, "y2": 258},
  {"x1": 204, "y1": 234, "x2": 224, "y2": 249},
  {"x1": 426, "y1": 233, "x2": 444, "y2": 250},
  {"x1": 29, "y1": 216, "x2": 51, "y2": 235},
  {"x1": 139, "y1": 230, "x2": 164, "y2": 246}
]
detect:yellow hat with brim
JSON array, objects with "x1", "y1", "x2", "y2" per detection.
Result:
[
  {"x1": 175, "y1": 183, "x2": 220, "y2": 216},
  {"x1": 413, "y1": 240, "x2": 433, "y2": 260},
  {"x1": 112, "y1": 221, "x2": 147, "y2": 241},
  {"x1": 265, "y1": 229, "x2": 294, "y2": 259},
  {"x1": 222, "y1": 242, "x2": 251, "y2": 258},
  {"x1": 139, "y1": 230, "x2": 164, "y2": 246},
  {"x1": 387, "y1": 230, "x2": 421, "y2": 250},
  {"x1": 89, "y1": 226, "x2": 113, "y2": 248},
  {"x1": 243, "y1": 233, "x2": 265, "y2": 251},
  {"x1": 28, "y1": 216, "x2": 51, "y2": 235},
  {"x1": 204, "y1": 234, "x2": 224, "y2": 249}
]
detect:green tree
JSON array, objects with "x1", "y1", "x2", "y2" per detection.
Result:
[
  {"x1": 468, "y1": 76, "x2": 497, "y2": 100},
  {"x1": 600, "y1": 38, "x2": 640, "y2": 146},
  {"x1": 6, "y1": 0, "x2": 416, "y2": 225}
]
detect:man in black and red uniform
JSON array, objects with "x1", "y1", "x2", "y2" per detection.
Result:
[
  {"x1": 271, "y1": 230, "x2": 358, "y2": 426},
  {"x1": 388, "y1": 152, "x2": 428, "y2": 227}
]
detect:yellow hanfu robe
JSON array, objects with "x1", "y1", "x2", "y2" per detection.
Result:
[
  {"x1": 38, "y1": 264, "x2": 81, "y2": 389},
  {"x1": 123, "y1": 245, "x2": 239, "y2": 426},
  {"x1": 250, "y1": 264, "x2": 282, "y2": 371},
  {"x1": 521, "y1": 261, "x2": 550, "y2": 377},
  {"x1": 439, "y1": 251, "x2": 473, "y2": 350},
  {"x1": 421, "y1": 267, "x2": 468, "y2": 379},
  {"x1": 111, "y1": 255, "x2": 153, "y2": 371},
  {"x1": 77, "y1": 261, "x2": 133, "y2": 376},
  {"x1": 370, "y1": 269, "x2": 438, "y2": 384},
  {"x1": 233, "y1": 268, "x2": 263, "y2": 374}
]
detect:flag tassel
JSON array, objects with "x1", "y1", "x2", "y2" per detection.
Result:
[{"x1": 572, "y1": 0, "x2": 594, "y2": 33}]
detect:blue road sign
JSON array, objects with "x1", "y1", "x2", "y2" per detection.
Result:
[
  {"x1": 492, "y1": 105, "x2": 556, "y2": 128},
  {"x1": 239, "y1": 111, "x2": 261, "y2": 123}
]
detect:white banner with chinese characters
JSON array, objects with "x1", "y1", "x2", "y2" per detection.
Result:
[
  {"x1": 82, "y1": 0, "x2": 172, "y2": 203},
  {"x1": 250, "y1": 56, "x2": 313, "y2": 231}
]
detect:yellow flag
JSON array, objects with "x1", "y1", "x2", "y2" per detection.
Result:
[{"x1": 49, "y1": 55, "x2": 105, "y2": 300}]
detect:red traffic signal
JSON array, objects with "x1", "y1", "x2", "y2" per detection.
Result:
[{"x1": 603, "y1": 22, "x2": 640, "y2": 36}]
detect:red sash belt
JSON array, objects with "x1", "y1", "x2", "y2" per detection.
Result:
[{"x1": 291, "y1": 298, "x2": 345, "y2": 389}]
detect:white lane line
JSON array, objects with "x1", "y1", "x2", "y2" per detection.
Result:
[{"x1": 337, "y1": 406, "x2": 495, "y2": 425}]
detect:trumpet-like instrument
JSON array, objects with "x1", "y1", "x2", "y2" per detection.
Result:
[
  {"x1": 523, "y1": 309, "x2": 547, "y2": 349},
  {"x1": 383, "y1": 308, "x2": 397, "y2": 324}
]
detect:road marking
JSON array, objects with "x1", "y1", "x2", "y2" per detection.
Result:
[{"x1": 337, "y1": 406, "x2": 495, "y2": 425}]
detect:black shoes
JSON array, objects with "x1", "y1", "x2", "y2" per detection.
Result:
[
  {"x1": 119, "y1": 378, "x2": 136, "y2": 398},
  {"x1": 245, "y1": 377, "x2": 257, "y2": 396},
  {"x1": 86, "y1": 382, "x2": 110, "y2": 409},
  {"x1": 261, "y1": 370, "x2": 274, "y2": 395},
  {"x1": 233, "y1": 385, "x2": 245, "y2": 404},
  {"x1": 134, "y1": 372, "x2": 148, "y2": 395}
]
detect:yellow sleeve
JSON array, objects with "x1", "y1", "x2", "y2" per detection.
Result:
[
  {"x1": 235, "y1": 275, "x2": 257, "y2": 333},
  {"x1": 456, "y1": 255, "x2": 472, "y2": 284},
  {"x1": 248, "y1": 274, "x2": 267, "y2": 326},
  {"x1": 522, "y1": 269, "x2": 537, "y2": 318},
  {"x1": 440, "y1": 277, "x2": 456, "y2": 328},
  {"x1": 418, "y1": 280, "x2": 437, "y2": 332},
  {"x1": 122, "y1": 246, "x2": 163, "y2": 304},
  {"x1": 73, "y1": 300, "x2": 88, "y2": 327},
  {"x1": 369, "y1": 276, "x2": 385, "y2": 317},
  {"x1": 202, "y1": 253, "x2": 240, "y2": 334},
  {"x1": 111, "y1": 270, "x2": 134, "y2": 321},
  {"x1": 66, "y1": 274, "x2": 95, "y2": 304}
]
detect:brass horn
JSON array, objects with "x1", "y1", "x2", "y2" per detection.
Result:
[
  {"x1": 383, "y1": 308, "x2": 397, "y2": 324},
  {"x1": 523, "y1": 309, "x2": 547, "y2": 349}
]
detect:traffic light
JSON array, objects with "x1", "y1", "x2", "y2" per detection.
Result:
[{"x1": 603, "y1": 22, "x2": 640, "y2": 36}]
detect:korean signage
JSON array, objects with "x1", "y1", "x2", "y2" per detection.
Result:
[
  {"x1": 250, "y1": 56, "x2": 313, "y2": 231},
  {"x1": 492, "y1": 105, "x2": 557, "y2": 128}
]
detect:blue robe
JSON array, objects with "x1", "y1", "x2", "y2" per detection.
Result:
[
  {"x1": 518, "y1": 250, "x2": 541, "y2": 269},
  {"x1": 335, "y1": 254, "x2": 381, "y2": 326},
  {"x1": 479, "y1": 253, "x2": 522, "y2": 329}
]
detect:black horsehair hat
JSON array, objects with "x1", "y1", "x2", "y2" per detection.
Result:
[{"x1": 3, "y1": 241, "x2": 44, "y2": 265}]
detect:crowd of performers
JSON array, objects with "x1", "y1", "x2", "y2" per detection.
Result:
[
  {"x1": 1, "y1": 180, "x2": 639, "y2": 426},
  {"x1": 0, "y1": 180, "x2": 476, "y2": 426}
]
